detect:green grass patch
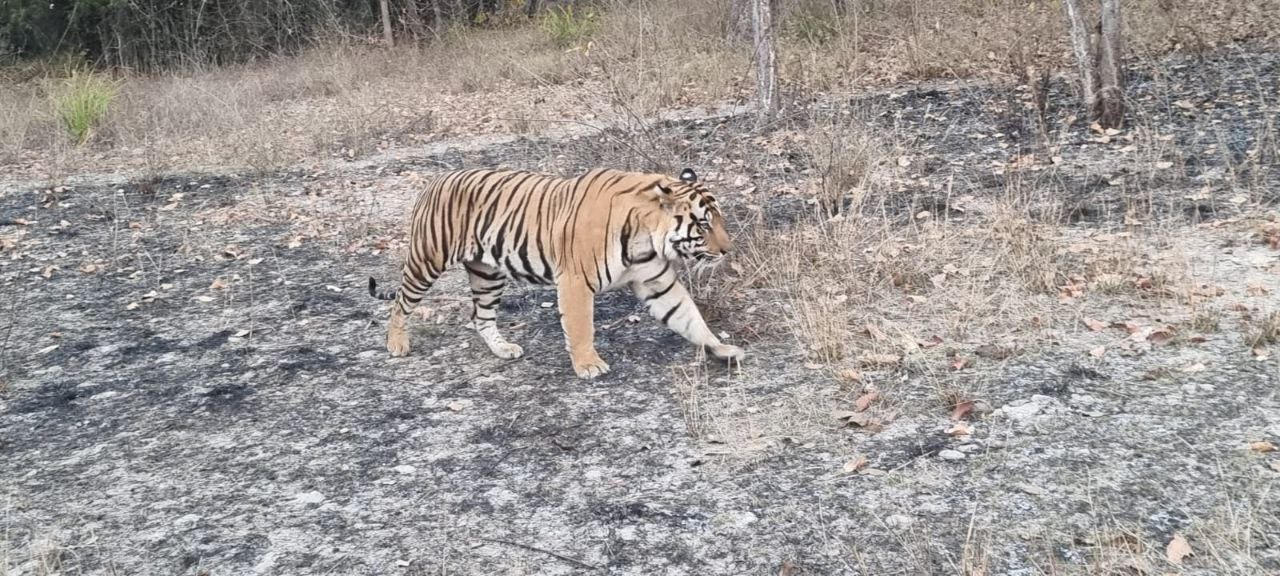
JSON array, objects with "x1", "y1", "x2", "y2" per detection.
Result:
[{"x1": 54, "y1": 70, "x2": 119, "y2": 145}]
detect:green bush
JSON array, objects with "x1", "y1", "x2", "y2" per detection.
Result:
[
  {"x1": 540, "y1": 5, "x2": 598, "y2": 48},
  {"x1": 53, "y1": 69, "x2": 118, "y2": 145}
]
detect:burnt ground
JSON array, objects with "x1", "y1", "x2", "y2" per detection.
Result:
[{"x1": 2, "y1": 49, "x2": 1280, "y2": 575}]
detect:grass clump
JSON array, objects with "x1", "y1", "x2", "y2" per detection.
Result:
[
  {"x1": 54, "y1": 70, "x2": 119, "y2": 145},
  {"x1": 541, "y1": 5, "x2": 599, "y2": 48}
]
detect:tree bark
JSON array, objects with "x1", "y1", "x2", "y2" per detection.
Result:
[
  {"x1": 1097, "y1": 0, "x2": 1125, "y2": 128},
  {"x1": 403, "y1": 0, "x2": 425, "y2": 44},
  {"x1": 379, "y1": 0, "x2": 395, "y2": 47},
  {"x1": 752, "y1": 0, "x2": 778, "y2": 128},
  {"x1": 1061, "y1": 0, "x2": 1097, "y2": 118}
]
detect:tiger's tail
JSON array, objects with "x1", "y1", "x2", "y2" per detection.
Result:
[{"x1": 368, "y1": 277, "x2": 399, "y2": 301}]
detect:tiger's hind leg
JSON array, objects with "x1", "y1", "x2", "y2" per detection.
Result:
[
  {"x1": 631, "y1": 263, "x2": 744, "y2": 364},
  {"x1": 464, "y1": 262, "x2": 523, "y2": 359},
  {"x1": 387, "y1": 260, "x2": 440, "y2": 357}
]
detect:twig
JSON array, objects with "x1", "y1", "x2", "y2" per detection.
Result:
[{"x1": 478, "y1": 537, "x2": 601, "y2": 571}]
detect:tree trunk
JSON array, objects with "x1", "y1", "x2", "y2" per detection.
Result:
[
  {"x1": 379, "y1": 0, "x2": 395, "y2": 47},
  {"x1": 403, "y1": 0, "x2": 425, "y2": 44},
  {"x1": 1097, "y1": 0, "x2": 1125, "y2": 128},
  {"x1": 1061, "y1": 0, "x2": 1097, "y2": 118},
  {"x1": 752, "y1": 0, "x2": 778, "y2": 128}
]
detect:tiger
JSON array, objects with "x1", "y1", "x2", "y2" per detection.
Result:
[{"x1": 368, "y1": 166, "x2": 745, "y2": 379}]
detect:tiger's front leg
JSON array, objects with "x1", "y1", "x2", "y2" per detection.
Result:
[
  {"x1": 557, "y1": 278, "x2": 610, "y2": 379},
  {"x1": 632, "y1": 263, "x2": 744, "y2": 363}
]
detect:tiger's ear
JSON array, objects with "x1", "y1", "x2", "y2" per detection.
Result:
[
  {"x1": 653, "y1": 184, "x2": 677, "y2": 212},
  {"x1": 680, "y1": 168, "x2": 698, "y2": 183}
]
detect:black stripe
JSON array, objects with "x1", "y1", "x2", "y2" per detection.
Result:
[
  {"x1": 661, "y1": 301, "x2": 682, "y2": 324},
  {"x1": 644, "y1": 262, "x2": 670, "y2": 283},
  {"x1": 645, "y1": 280, "x2": 676, "y2": 301}
]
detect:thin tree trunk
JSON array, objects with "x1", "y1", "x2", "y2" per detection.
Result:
[
  {"x1": 526, "y1": 0, "x2": 541, "y2": 19},
  {"x1": 728, "y1": 0, "x2": 752, "y2": 42},
  {"x1": 1097, "y1": 0, "x2": 1125, "y2": 128},
  {"x1": 379, "y1": 0, "x2": 395, "y2": 47},
  {"x1": 1062, "y1": 0, "x2": 1097, "y2": 118},
  {"x1": 752, "y1": 0, "x2": 778, "y2": 128},
  {"x1": 403, "y1": 0, "x2": 425, "y2": 44}
]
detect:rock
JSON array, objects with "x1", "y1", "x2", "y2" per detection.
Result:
[
  {"x1": 1001, "y1": 402, "x2": 1042, "y2": 422},
  {"x1": 295, "y1": 491, "x2": 325, "y2": 505},
  {"x1": 393, "y1": 465, "x2": 416, "y2": 475},
  {"x1": 938, "y1": 449, "x2": 966, "y2": 461},
  {"x1": 174, "y1": 514, "x2": 202, "y2": 527},
  {"x1": 885, "y1": 514, "x2": 914, "y2": 532}
]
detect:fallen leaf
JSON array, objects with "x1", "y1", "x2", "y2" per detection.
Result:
[
  {"x1": 832, "y1": 410, "x2": 877, "y2": 428},
  {"x1": 1181, "y1": 363, "x2": 1207, "y2": 373},
  {"x1": 920, "y1": 335, "x2": 944, "y2": 348},
  {"x1": 950, "y1": 355, "x2": 969, "y2": 371},
  {"x1": 1148, "y1": 327, "x2": 1176, "y2": 346},
  {"x1": 1166, "y1": 533, "x2": 1193, "y2": 565},
  {"x1": 446, "y1": 401, "x2": 467, "y2": 412},
  {"x1": 1173, "y1": 99, "x2": 1196, "y2": 110},
  {"x1": 842, "y1": 454, "x2": 869, "y2": 473},
  {"x1": 1270, "y1": 460, "x2": 1280, "y2": 473},
  {"x1": 897, "y1": 156, "x2": 912, "y2": 168},
  {"x1": 864, "y1": 324, "x2": 889, "y2": 342},
  {"x1": 860, "y1": 353, "x2": 901, "y2": 367},
  {"x1": 1089, "y1": 346, "x2": 1106, "y2": 358},
  {"x1": 1112, "y1": 320, "x2": 1143, "y2": 334},
  {"x1": 836, "y1": 369, "x2": 863, "y2": 383},
  {"x1": 779, "y1": 560, "x2": 801, "y2": 576},
  {"x1": 79, "y1": 263, "x2": 98, "y2": 274},
  {"x1": 1083, "y1": 318, "x2": 1107, "y2": 331},
  {"x1": 1246, "y1": 284, "x2": 1271, "y2": 296},
  {"x1": 1249, "y1": 441, "x2": 1276, "y2": 453},
  {"x1": 193, "y1": 295, "x2": 214, "y2": 303},
  {"x1": 209, "y1": 278, "x2": 229, "y2": 290},
  {"x1": 126, "y1": 302, "x2": 140, "y2": 310},
  {"x1": 950, "y1": 400, "x2": 975, "y2": 421},
  {"x1": 946, "y1": 422, "x2": 973, "y2": 436},
  {"x1": 975, "y1": 344, "x2": 1016, "y2": 360},
  {"x1": 854, "y1": 390, "x2": 880, "y2": 412}
]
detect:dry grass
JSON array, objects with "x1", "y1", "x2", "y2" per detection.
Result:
[{"x1": 3, "y1": 0, "x2": 1276, "y2": 181}]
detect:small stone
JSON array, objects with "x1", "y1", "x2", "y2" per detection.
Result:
[
  {"x1": 938, "y1": 449, "x2": 966, "y2": 461},
  {"x1": 885, "y1": 514, "x2": 914, "y2": 532},
  {"x1": 1016, "y1": 483, "x2": 1047, "y2": 496},
  {"x1": 174, "y1": 514, "x2": 202, "y2": 527},
  {"x1": 90, "y1": 390, "x2": 120, "y2": 401},
  {"x1": 393, "y1": 465, "x2": 416, "y2": 475},
  {"x1": 295, "y1": 491, "x2": 325, "y2": 505}
]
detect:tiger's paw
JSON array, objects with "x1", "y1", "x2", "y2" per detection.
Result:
[
  {"x1": 572, "y1": 353, "x2": 610, "y2": 379},
  {"x1": 488, "y1": 341, "x2": 524, "y2": 359},
  {"x1": 708, "y1": 343, "x2": 745, "y2": 363},
  {"x1": 387, "y1": 332, "x2": 411, "y2": 357}
]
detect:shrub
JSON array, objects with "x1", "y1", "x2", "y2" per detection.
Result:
[
  {"x1": 54, "y1": 70, "x2": 119, "y2": 145},
  {"x1": 540, "y1": 5, "x2": 599, "y2": 48}
]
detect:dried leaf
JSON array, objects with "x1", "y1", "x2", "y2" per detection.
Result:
[
  {"x1": 946, "y1": 422, "x2": 973, "y2": 436},
  {"x1": 950, "y1": 400, "x2": 975, "y2": 421},
  {"x1": 1083, "y1": 318, "x2": 1107, "y2": 331},
  {"x1": 860, "y1": 353, "x2": 901, "y2": 367},
  {"x1": 1246, "y1": 284, "x2": 1271, "y2": 296},
  {"x1": 1148, "y1": 328, "x2": 1175, "y2": 346},
  {"x1": 1249, "y1": 441, "x2": 1277, "y2": 453},
  {"x1": 854, "y1": 391, "x2": 880, "y2": 412},
  {"x1": 1089, "y1": 346, "x2": 1107, "y2": 358},
  {"x1": 1166, "y1": 533, "x2": 1193, "y2": 565},
  {"x1": 951, "y1": 355, "x2": 969, "y2": 371},
  {"x1": 779, "y1": 560, "x2": 801, "y2": 576},
  {"x1": 209, "y1": 278, "x2": 229, "y2": 290},
  {"x1": 864, "y1": 324, "x2": 889, "y2": 342},
  {"x1": 836, "y1": 369, "x2": 863, "y2": 383},
  {"x1": 193, "y1": 295, "x2": 214, "y2": 303},
  {"x1": 842, "y1": 454, "x2": 869, "y2": 473},
  {"x1": 79, "y1": 263, "x2": 98, "y2": 274},
  {"x1": 832, "y1": 410, "x2": 876, "y2": 428},
  {"x1": 447, "y1": 401, "x2": 467, "y2": 412},
  {"x1": 1181, "y1": 363, "x2": 1207, "y2": 373},
  {"x1": 920, "y1": 335, "x2": 944, "y2": 348}
]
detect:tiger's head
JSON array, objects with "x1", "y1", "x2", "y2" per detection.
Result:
[{"x1": 657, "y1": 168, "x2": 732, "y2": 270}]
